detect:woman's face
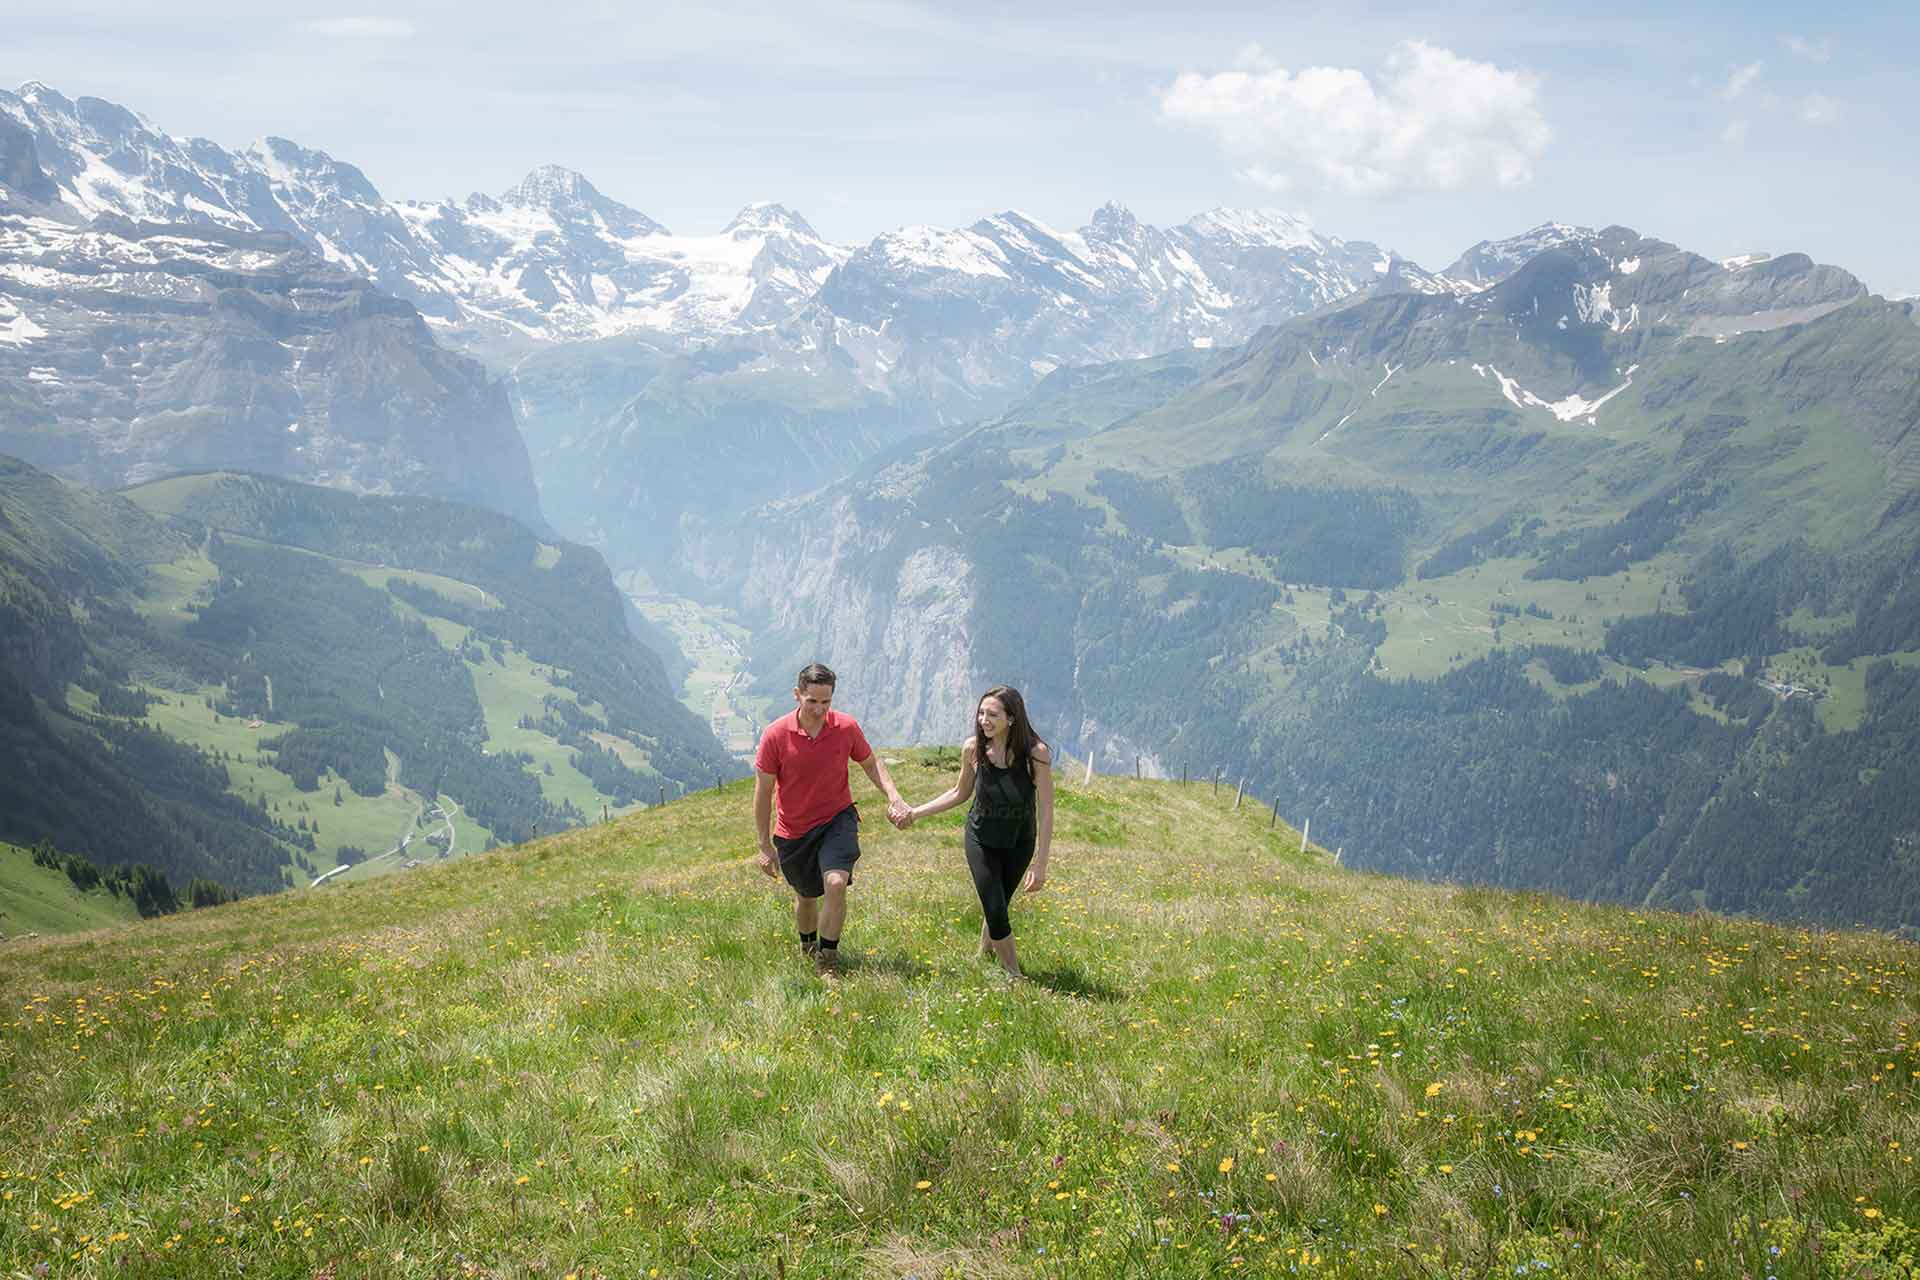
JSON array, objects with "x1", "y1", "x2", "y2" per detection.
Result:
[{"x1": 977, "y1": 696, "x2": 1010, "y2": 740}]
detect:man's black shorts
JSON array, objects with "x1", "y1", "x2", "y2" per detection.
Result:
[{"x1": 774, "y1": 804, "x2": 861, "y2": 899}]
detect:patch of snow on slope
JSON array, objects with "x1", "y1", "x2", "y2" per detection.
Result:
[
  {"x1": 1474, "y1": 362, "x2": 1639, "y2": 423},
  {"x1": 1315, "y1": 409, "x2": 1358, "y2": 445},
  {"x1": 0, "y1": 297, "x2": 47, "y2": 345},
  {"x1": 1574, "y1": 282, "x2": 1638, "y2": 332}
]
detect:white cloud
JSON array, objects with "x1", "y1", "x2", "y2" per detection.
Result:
[
  {"x1": 1720, "y1": 62, "x2": 1761, "y2": 101},
  {"x1": 1157, "y1": 40, "x2": 1549, "y2": 197},
  {"x1": 297, "y1": 17, "x2": 416, "y2": 38},
  {"x1": 1783, "y1": 35, "x2": 1833, "y2": 63},
  {"x1": 1722, "y1": 117, "x2": 1750, "y2": 146},
  {"x1": 1799, "y1": 93, "x2": 1841, "y2": 126}
]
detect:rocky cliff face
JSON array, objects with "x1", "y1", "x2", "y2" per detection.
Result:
[
  {"x1": 0, "y1": 94, "x2": 544, "y2": 528},
  {"x1": 731, "y1": 495, "x2": 978, "y2": 744}
]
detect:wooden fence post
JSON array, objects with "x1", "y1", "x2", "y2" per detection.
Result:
[
  {"x1": 1181, "y1": 761, "x2": 1188, "y2": 784},
  {"x1": 1300, "y1": 817, "x2": 1310, "y2": 853},
  {"x1": 1135, "y1": 757, "x2": 1141, "y2": 780},
  {"x1": 1233, "y1": 778, "x2": 1244, "y2": 810},
  {"x1": 1212, "y1": 766, "x2": 1221, "y2": 797},
  {"x1": 1269, "y1": 796, "x2": 1280, "y2": 828},
  {"x1": 1081, "y1": 748, "x2": 1094, "y2": 786},
  {"x1": 658, "y1": 784, "x2": 666, "y2": 808}
]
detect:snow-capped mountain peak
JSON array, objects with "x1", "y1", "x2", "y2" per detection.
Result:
[
  {"x1": 1184, "y1": 207, "x2": 1322, "y2": 252},
  {"x1": 245, "y1": 137, "x2": 384, "y2": 207},
  {"x1": 724, "y1": 201, "x2": 819, "y2": 239},
  {"x1": 2, "y1": 83, "x2": 261, "y2": 231},
  {"x1": 500, "y1": 164, "x2": 667, "y2": 239},
  {"x1": 3, "y1": 83, "x2": 1469, "y2": 359},
  {"x1": 1441, "y1": 222, "x2": 1599, "y2": 290},
  {"x1": 1086, "y1": 200, "x2": 1142, "y2": 242}
]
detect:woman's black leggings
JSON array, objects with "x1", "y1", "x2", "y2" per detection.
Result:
[{"x1": 964, "y1": 827, "x2": 1035, "y2": 942}]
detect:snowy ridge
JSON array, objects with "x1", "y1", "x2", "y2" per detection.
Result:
[
  {"x1": 797, "y1": 200, "x2": 1429, "y2": 403},
  {"x1": 0, "y1": 84, "x2": 854, "y2": 347},
  {"x1": 1441, "y1": 222, "x2": 1600, "y2": 291},
  {"x1": 869, "y1": 224, "x2": 1010, "y2": 279},
  {"x1": 5, "y1": 79, "x2": 1455, "y2": 395}
]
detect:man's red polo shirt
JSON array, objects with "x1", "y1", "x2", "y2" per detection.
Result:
[{"x1": 754, "y1": 708, "x2": 873, "y2": 838}]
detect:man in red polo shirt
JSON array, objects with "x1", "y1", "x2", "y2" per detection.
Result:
[{"x1": 754, "y1": 662, "x2": 910, "y2": 975}]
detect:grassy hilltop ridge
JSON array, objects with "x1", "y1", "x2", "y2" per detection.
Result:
[{"x1": 1, "y1": 754, "x2": 1916, "y2": 1278}]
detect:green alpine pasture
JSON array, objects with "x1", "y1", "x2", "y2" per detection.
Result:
[
  {"x1": 2, "y1": 755, "x2": 1915, "y2": 1278},
  {"x1": 0, "y1": 843, "x2": 139, "y2": 939}
]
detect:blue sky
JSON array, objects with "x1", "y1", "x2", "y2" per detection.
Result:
[{"x1": 7, "y1": 1, "x2": 1917, "y2": 293}]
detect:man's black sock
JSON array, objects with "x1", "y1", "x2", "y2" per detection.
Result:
[
  {"x1": 818, "y1": 937, "x2": 839, "y2": 953},
  {"x1": 800, "y1": 930, "x2": 818, "y2": 953}
]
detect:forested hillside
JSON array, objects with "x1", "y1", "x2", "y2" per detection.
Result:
[{"x1": 0, "y1": 460, "x2": 742, "y2": 902}]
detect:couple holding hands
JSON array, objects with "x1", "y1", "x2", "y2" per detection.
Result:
[{"x1": 752, "y1": 663, "x2": 1054, "y2": 979}]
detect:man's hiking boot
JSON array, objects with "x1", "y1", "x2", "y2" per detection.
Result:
[{"x1": 814, "y1": 948, "x2": 839, "y2": 978}]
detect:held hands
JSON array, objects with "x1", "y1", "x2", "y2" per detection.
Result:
[{"x1": 887, "y1": 799, "x2": 915, "y2": 830}]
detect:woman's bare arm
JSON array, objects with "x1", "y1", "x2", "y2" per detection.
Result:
[
  {"x1": 906, "y1": 741, "x2": 977, "y2": 824},
  {"x1": 1025, "y1": 744, "x2": 1054, "y2": 892}
]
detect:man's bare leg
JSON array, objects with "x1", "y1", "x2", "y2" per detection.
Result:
[
  {"x1": 795, "y1": 895, "x2": 820, "y2": 936},
  {"x1": 980, "y1": 919, "x2": 993, "y2": 956},
  {"x1": 812, "y1": 874, "x2": 847, "y2": 975},
  {"x1": 819, "y1": 871, "x2": 850, "y2": 942}
]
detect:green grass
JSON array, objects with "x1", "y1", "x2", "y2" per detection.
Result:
[
  {"x1": 465, "y1": 642, "x2": 650, "y2": 819},
  {"x1": 1818, "y1": 652, "x2": 1920, "y2": 733},
  {"x1": 0, "y1": 843, "x2": 140, "y2": 938},
  {"x1": 99, "y1": 538, "x2": 659, "y2": 875},
  {"x1": 127, "y1": 686, "x2": 421, "y2": 880},
  {"x1": 2, "y1": 753, "x2": 1914, "y2": 1277}
]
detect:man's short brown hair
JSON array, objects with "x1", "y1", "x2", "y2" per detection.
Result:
[{"x1": 796, "y1": 662, "x2": 837, "y2": 690}]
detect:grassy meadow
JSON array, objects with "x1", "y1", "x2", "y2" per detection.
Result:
[
  {"x1": 0, "y1": 843, "x2": 139, "y2": 940},
  {"x1": 1, "y1": 754, "x2": 1915, "y2": 1278}
]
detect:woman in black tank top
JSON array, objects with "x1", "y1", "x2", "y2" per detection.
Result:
[{"x1": 901, "y1": 685, "x2": 1054, "y2": 980}]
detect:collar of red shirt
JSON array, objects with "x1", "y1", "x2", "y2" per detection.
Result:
[{"x1": 784, "y1": 708, "x2": 843, "y2": 740}]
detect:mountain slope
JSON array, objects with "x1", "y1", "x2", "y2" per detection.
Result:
[
  {"x1": 0, "y1": 457, "x2": 740, "y2": 899},
  {"x1": 0, "y1": 89, "x2": 545, "y2": 527},
  {"x1": 703, "y1": 227, "x2": 1920, "y2": 930},
  {"x1": 0, "y1": 764, "x2": 1913, "y2": 1276},
  {"x1": 0, "y1": 839, "x2": 141, "y2": 936}
]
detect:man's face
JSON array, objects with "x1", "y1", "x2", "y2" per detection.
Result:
[{"x1": 794, "y1": 682, "x2": 834, "y2": 732}]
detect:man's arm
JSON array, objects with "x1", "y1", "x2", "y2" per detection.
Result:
[
  {"x1": 753, "y1": 771, "x2": 778, "y2": 878},
  {"x1": 858, "y1": 752, "x2": 911, "y2": 827}
]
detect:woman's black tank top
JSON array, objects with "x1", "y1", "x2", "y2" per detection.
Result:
[{"x1": 968, "y1": 748, "x2": 1036, "y2": 846}]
